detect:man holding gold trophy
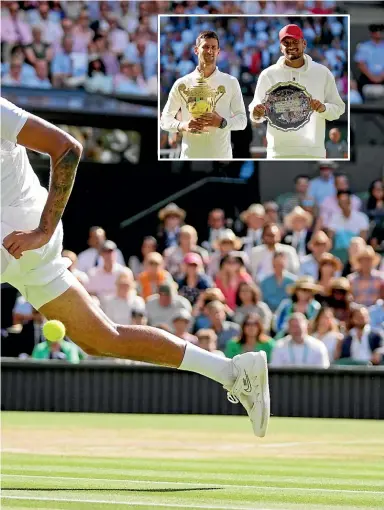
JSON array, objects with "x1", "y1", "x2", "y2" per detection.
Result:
[
  {"x1": 160, "y1": 31, "x2": 247, "y2": 159},
  {"x1": 249, "y1": 24, "x2": 346, "y2": 160}
]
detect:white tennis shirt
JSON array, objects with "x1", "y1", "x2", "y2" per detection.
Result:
[{"x1": 160, "y1": 67, "x2": 247, "y2": 159}]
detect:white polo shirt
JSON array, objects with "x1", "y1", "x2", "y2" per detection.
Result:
[
  {"x1": 160, "y1": 67, "x2": 247, "y2": 159},
  {"x1": 328, "y1": 210, "x2": 369, "y2": 235},
  {"x1": 270, "y1": 335, "x2": 330, "y2": 368}
]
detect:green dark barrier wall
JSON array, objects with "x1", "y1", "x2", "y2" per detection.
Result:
[{"x1": 1, "y1": 360, "x2": 383, "y2": 419}]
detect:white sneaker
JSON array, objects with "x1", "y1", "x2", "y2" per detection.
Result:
[{"x1": 225, "y1": 351, "x2": 270, "y2": 437}]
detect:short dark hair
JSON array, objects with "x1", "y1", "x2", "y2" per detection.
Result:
[
  {"x1": 337, "y1": 190, "x2": 351, "y2": 198},
  {"x1": 196, "y1": 31, "x2": 220, "y2": 48},
  {"x1": 295, "y1": 174, "x2": 309, "y2": 183}
]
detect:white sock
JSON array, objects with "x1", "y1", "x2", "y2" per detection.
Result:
[{"x1": 178, "y1": 342, "x2": 236, "y2": 386}]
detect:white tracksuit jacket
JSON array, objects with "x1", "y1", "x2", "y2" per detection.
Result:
[{"x1": 249, "y1": 55, "x2": 345, "y2": 159}]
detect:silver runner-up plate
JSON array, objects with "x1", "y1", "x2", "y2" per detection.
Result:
[{"x1": 263, "y1": 81, "x2": 313, "y2": 132}]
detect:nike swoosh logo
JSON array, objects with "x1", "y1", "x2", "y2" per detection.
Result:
[{"x1": 243, "y1": 371, "x2": 252, "y2": 393}]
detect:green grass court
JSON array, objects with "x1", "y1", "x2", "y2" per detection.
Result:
[{"x1": 1, "y1": 412, "x2": 383, "y2": 509}]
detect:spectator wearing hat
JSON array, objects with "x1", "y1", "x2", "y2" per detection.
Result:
[
  {"x1": 202, "y1": 208, "x2": 227, "y2": 253},
  {"x1": 270, "y1": 313, "x2": 330, "y2": 368},
  {"x1": 207, "y1": 229, "x2": 245, "y2": 279},
  {"x1": 157, "y1": 203, "x2": 186, "y2": 253},
  {"x1": 355, "y1": 24, "x2": 384, "y2": 95},
  {"x1": 176, "y1": 253, "x2": 213, "y2": 307},
  {"x1": 300, "y1": 230, "x2": 332, "y2": 279},
  {"x1": 282, "y1": 206, "x2": 314, "y2": 260},
  {"x1": 233, "y1": 281, "x2": 272, "y2": 332},
  {"x1": 77, "y1": 226, "x2": 125, "y2": 273},
  {"x1": 101, "y1": 270, "x2": 145, "y2": 325},
  {"x1": 215, "y1": 252, "x2": 253, "y2": 311},
  {"x1": 320, "y1": 173, "x2": 361, "y2": 229},
  {"x1": 225, "y1": 313, "x2": 275, "y2": 363},
  {"x1": 322, "y1": 277, "x2": 355, "y2": 327},
  {"x1": 239, "y1": 204, "x2": 266, "y2": 257},
  {"x1": 308, "y1": 161, "x2": 337, "y2": 207},
  {"x1": 172, "y1": 309, "x2": 198, "y2": 344},
  {"x1": 137, "y1": 252, "x2": 174, "y2": 301},
  {"x1": 281, "y1": 175, "x2": 315, "y2": 217},
  {"x1": 263, "y1": 202, "x2": 283, "y2": 232},
  {"x1": 196, "y1": 329, "x2": 224, "y2": 356},
  {"x1": 250, "y1": 223, "x2": 299, "y2": 282},
  {"x1": 315, "y1": 253, "x2": 343, "y2": 299},
  {"x1": 202, "y1": 300, "x2": 240, "y2": 352},
  {"x1": 337, "y1": 306, "x2": 383, "y2": 365},
  {"x1": 260, "y1": 251, "x2": 297, "y2": 313},
  {"x1": 128, "y1": 236, "x2": 158, "y2": 279},
  {"x1": 273, "y1": 277, "x2": 322, "y2": 338},
  {"x1": 164, "y1": 225, "x2": 208, "y2": 280},
  {"x1": 341, "y1": 237, "x2": 367, "y2": 277},
  {"x1": 62, "y1": 250, "x2": 89, "y2": 287},
  {"x1": 328, "y1": 191, "x2": 369, "y2": 263},
  {"x1": 310, "y1": 307, "x2": 343, "y2": 363},
  {"x1": 347, "y1": 247, "x2": 384, "y2": 307},
  {"x1": 86, "y1": 241, "x2": 128, "y2": 299},
  {"x1": 145, "y1": 283, "x2": 191, "y2": 329}
]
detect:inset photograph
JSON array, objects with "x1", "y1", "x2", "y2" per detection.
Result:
[{"x1": 159, "y1": 14, "x2": 349, "y2": 161}]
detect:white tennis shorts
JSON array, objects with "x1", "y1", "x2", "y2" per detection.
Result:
[{"x1": 1, "y1": 204, "x2": 76, "y2": 310}]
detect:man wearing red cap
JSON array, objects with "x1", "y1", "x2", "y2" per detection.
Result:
[{"x1": 249, "y1": 23, "x2": 345, "y2": 159}]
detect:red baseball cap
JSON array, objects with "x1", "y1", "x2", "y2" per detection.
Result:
[{"x1": 279, "y1": 24, "x2": 304, "y2": 42}]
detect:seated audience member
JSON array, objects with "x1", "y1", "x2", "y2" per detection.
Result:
[
  {"x1": 225, "y1": 313, "x2": 275, "y2": 363},
  {"x1": 325, "y1": 128, "x2": 348, "y2": 159},
  {"x1": 300, "y1": 231, "x2": 332, "y2": 279},
  {"x1": 260, "y1": 252, "x2": 297, "y2": 313},
  {"x1": 192, "y1": 288, "x2": 231, "y2": 332},
  {"x1": 1, "y1": 2, "x2": 32, "y2": 46},
  {"x1": 131, "y1": 308, "x2": 148, "y2": 326},
  {"x1": 146, "y1": 283, "x2": 191, "y2": 329},
  {"x1": 32, "y1": 337, "x2": 80, "y2": 364},
  {"x1": 365, "y1": 179, "x2": 384, "y2": 250},
  {"x1": 320, "y1": 174, "x2": 361, "y2": 229},
  {"x1": 171, "y1": 309, "x2": 198, "y2": 344},
  {"x1": 355, "y1": 24, "x2": 384, "y2": 94},
  {"x1": 316, "y1": 253, "x2": 343, "y2": 298},
  {"x1": 281, "y1": 175, "x2": 314, "y2": 217},
  {"x1": 24, "y1": 25, "x2": 53, "y2": 67},
  {"x1": 282, "y1": 206, "x2": 313, "y2": 260},
  {"x1": 128, "y1": 236, "x2": 158, "y2": 278},
  {"x1": 101, "y1": 270, "x2": 145, "y2": 325},
  {"x1": 86, "y1": 240, "x2": 128, "y2": 299},
  {"x1": 215, "y1": 252, "x2": 252, "y2": 311},
  {"x1": 270, "y1": 313, "x2": 330, "y2": 368},
  {"x1": 274, "y1": 277, "x2": 322, "y2": 338},
  {"x1": 77, "y1": 226, "x2": 125, "y2": 273},
  {"x1": 28, "y1": 59, "x2": 52, "y2": 89},
  {"x1": 310, "y1": 307, "x2": 343, "y2": 363},
  {"x1": 264, "y1": 202, "x2": 283, "y2": 233},
  {"x1": 322, "y1": 277, "x2": 355, "y2": 328},
  {"x1": 72, "y1": 8, "x2": 94, "y2": 53},
  {"x1": 342, "y1": 236, "x2": 367, "y2": 277},
  {"x1": 177, "y1": 253, "x2": 213, "y2": 306},
  {"x1": 156, "y1": 203, "x2": 185, "y2": 253},
  {"x1": 114, "y1": 60, "x2": 147, "y2": 95},
  {"x1": 85, "y1": 57, "x2": 113, "y2": 94},
  {"x1": 251, "y1": 223, "x2": 299, "y2": 282},
  {"x1": 347, "y1": 247, "x2": 383, "y2": 307},
  {"x1": 164, "y1": 225, "x2": 208, "y2": 280},
  {"x1": 62, "y1": 250, "x2": 89, "y2": 286},
  {"x1": 350, "y1": 78, "x2": 363, "y2": 104},
  {"x1": 238, "y1": 204, "x2": 266, "y2": 256},
  {"x1": 196, "y1": 329, "x2": 224, "y2": 356},
  {"x1": 201, "y1": 300, "x2": 240, "y2": 352},
  {"x1": 52, "y1": 35, "x2": 87, "y2": 88},
  {"x1": 308, "y1": 161, "x2": 337, "y2": 207},
  {"x1": 202, "y1": 208, "x2": 227, "y2": 253},
  {"x1": 369, "y1": 299, "x2": 384, "y2": 330},
  {"x1": 328, "y1": 191, "x2": 369, "y2": 263},
  {"x1": 207, "y1": 229, "x2": 244, "y2": 279},
  {"x1": 137, "y1": 252, "x2": 174, "y2": 301},
  {"x1": 336, "y1": 305, "x2": 383, "y2": 365},
  {"x1": 233, "y1": 281, "x2": 272, "y2": 332}
]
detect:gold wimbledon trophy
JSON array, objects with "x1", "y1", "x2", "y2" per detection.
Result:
[{"x1": 178, "y1": 70, "x2": 226, "y2": 134}]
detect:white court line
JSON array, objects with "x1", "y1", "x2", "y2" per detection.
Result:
[
  {"x1": 0, "y1": 495, "x2": 274, "y2": 510},
  {"x1": 1, "y1": 474, "x2": 383, "y2": 495}
]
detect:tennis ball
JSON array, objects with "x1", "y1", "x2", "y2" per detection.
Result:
[{"x1": 43, "y1": 320, "x2": 66, "y2": 342}]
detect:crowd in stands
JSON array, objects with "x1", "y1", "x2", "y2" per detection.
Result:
[
  {"x1": 6, "y1": 161, "x2": 384, "y2": 367},
  {"x1": 2, "y1": 1, "x2": 383, "y2": 105}
]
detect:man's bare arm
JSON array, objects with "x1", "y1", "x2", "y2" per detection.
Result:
[{"x1": 18, "y1": 114, "x2": 83, "y2": 238}]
